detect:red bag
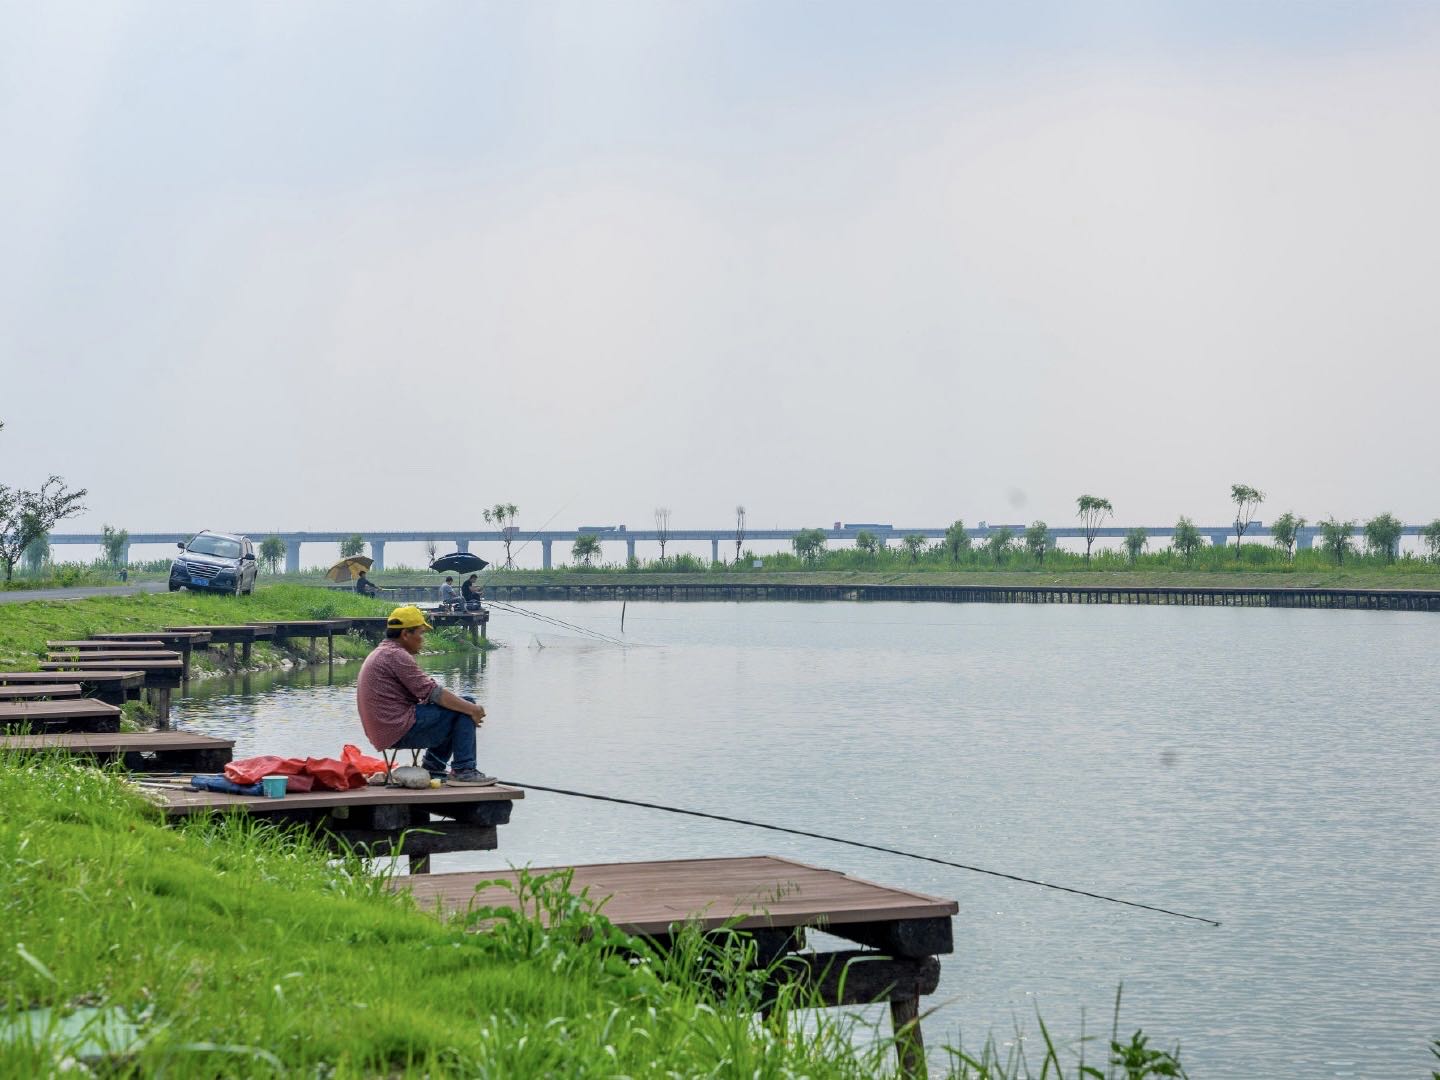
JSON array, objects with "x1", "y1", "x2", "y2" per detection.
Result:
[
  {"x1": 225, "y1": 755, "x2": 307, "y2": 785},
  {"x1": 341, "y1": 744, "x2": 389, "y2": 778},
  {"x1": 303, "y1": 756, "x2": 367, "y2": 791}
]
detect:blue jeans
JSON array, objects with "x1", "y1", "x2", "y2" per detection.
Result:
[{"x1": 392, "y1": 695, "x2": 478, "y2": 777}]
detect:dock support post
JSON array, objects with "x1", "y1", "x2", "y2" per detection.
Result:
[
  {"x1": 156, "y1": 688, "x2": 172, "y2": 731},
  {"x1": 327, "y1": 632, "x2": 334, "y2": 666},
  {"x1": 242, "y1": 640, "x2": 253, "y2": 666},
  {"x1": 889, "y1": 996, "x2": 926, "y2": 1078},
  {"x1": 541, "y1": 539, "x2": 553, "y2": 570},
  {"x1": 409, "y1": 853, "x2": 431, "y2": 875}
]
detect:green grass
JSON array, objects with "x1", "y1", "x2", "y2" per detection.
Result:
[
  {"x1": 0, "y1": 584, "x2": 480, "y2": 674},
  {"x1": 0, "y1": 754, "x2": 1200, "y2": 1077}
]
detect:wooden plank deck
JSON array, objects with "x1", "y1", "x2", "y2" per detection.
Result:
[
  {"x1": 156, "y1": 782, "x2": 524, "y2": 815},
  {"x1": 166, "y1": 624, "x2": 275, "y2": 643},
  {"x1": 0, "y1": 684, "x2": 82, "y2": 700},
  {"x1": 149, "y1": 782, "x2": 524, "y2": 874},
  {"x1": 402, "y1": 855, "x2": 957, "y2": 937},
  {"x1": 402, "y1": 855, "x2": 956, "y2": 1078},
  {"x1": 94, "y1": 630, "x2": 212, "y2": 651},
  {"x1": 47, "y1": 640, "x2": 168, "y2": 650},
  {"x1": 40, "y1": 657, "x2": 183, "y2": 692},
  {"x1": 47, "y1": 650, "x2": 181, "y2": 662},
  {"x1": 0, "y1": 730, "x2": 233, "y2": 770},
  {"x1": 0, "y1": 670, "x2": 145, "y2": 705},
  {"x1": 0, "y1": 698, "x2": 123, "y2": 733}
]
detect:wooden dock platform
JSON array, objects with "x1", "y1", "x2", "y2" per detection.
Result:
[
  {"x1": 166, "y1": 624, "x2": 275, "y2": 666},
  {"x1": 0, "y1": 683, "x2": 82, "y2": 701},
  {"x1": 0, "y1": 698, "x2": 123, "y2": 733},
  {"x1": 0, "y1": 670, "x2": 145, "y2": 706},
  {"x1": 401, "y1": 855, "x2": 956, "y2": 1076},
  {"x1": 263, "y1": 619, "x2": 353, "y2": 664},
  {"x1": 152, "y1": 782, "x2": 524, "y2": 874},
  {"x1": 0, "y1": 730, "x2": 233, "y2": 770}
]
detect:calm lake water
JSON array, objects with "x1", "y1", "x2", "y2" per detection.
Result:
[{"x1": 176, "y1": 602, "x2": 1440, "y2": 1078}]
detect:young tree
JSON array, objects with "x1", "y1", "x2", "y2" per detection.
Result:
[
  {"x1": 100, "y1": 524, "x2": 129, "y2": 566},
  {"x1": 985, "y1": 527, "x2": 1014, "y2": 564},
  {"x1": 791, "y1": 528, "x2": 827, "y2": 563},
  {"x1": 0, "y1": 477, "x2": 88, "y2": 583},
  {"x1": 1319, "y1": 518, "x2": 1355, "y2": 565},
  {"x1": 1422, "y1": 519, "x2": 1440, "y2": 561},
  {"x1": 943, "y1": 520, "x2": 971, "y2": 563},
  {"x1": 854, "y1": 530, "x2": 879, "y2": 557},
  {"x1": 21, "y1": 531, "x2": 48, "y2": 575},
  {"x1": 260, "y1": 535, "x2": 285, "y2": 575},
  {"x1": 571, "y1": 534, "x2": 601, "y2": 566},
  {"x1": 1173, "y1": 517, "x2": 1203, "y2": 565},
  {"x1": 734, "y1": 505, "x2": 747, "y2": 564},
  {"x1": 1124, "y1": 527, "x2": 1148, "y2": 564},
  {"x1": 339, "y1": 534, "x2": 366, "y2": 558},
  {"x1": 484, "y1": 504, "x2": 520, "y2": 568},
  {"x1": 1024, "y1": 521, "x2": 1048, "y2": 564},
  {"x1": 424, "y1": 538, "x2": 438, "y2": 564},
  {"x1": 1076, "y1": 495, "x2": 1113, "y2": 565},
  {"x1": 1270, "y1": 511, "x2": 1305, "y2": 561},
  {"x1": 1363, "y1": 512, "x2": 1403, "y2": 562},
  {"x1": 902, "y1": 534, "x2": 927, "y2": 562},
  {"x1": 1230, "y1": 484, "x2": 1265, "y2": 559},
  {"x1": 654, "y1": 506, "x2": 672, "y2": 560}
]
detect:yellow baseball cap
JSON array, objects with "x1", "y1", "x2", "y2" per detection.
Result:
[{"x1": 387, "y1": 605, "x2": 434, "y2": 631}]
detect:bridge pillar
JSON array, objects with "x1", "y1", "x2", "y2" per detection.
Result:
[
  {"x1": 285, "y1": 540, "x2": 302, "y2": 574},
  {"x1": 455, "y1": 539, "x2": 470, "y2": 554},
  {"x1": 119, "y1": 541, "x2": 131, "y2": 566},
  {"x1": 626, "y1": 538, "x2": 636, "y2": 563},
  {"x1": 711, "y1": 538, "x2": 719, "y2": 563},
  {"x1": 370, "y1": 540, "x2": 386, "y2": 570},
  {"x1": 1209, "y1": 533, "x2": 1230, "y2": 549},
  {"x1": 1295, "y1": 527, "x2": 1316, "y2": 551},
  {"x1": 541, "y1": 539, "x2": 552, "y2": 570}
]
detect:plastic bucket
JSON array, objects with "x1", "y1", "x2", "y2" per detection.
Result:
[{"x1": 261, "y1": 774, "x2": 288, "y2": 799}]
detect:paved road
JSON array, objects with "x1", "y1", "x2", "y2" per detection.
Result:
[{"x1": 0, "y1": 582, "x2": 168, "y2": 604}]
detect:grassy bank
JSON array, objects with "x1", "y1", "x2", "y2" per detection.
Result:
[
  {"x1": 0, "y1": 585, "x2": 480, "y2": 674},
  {"x1": 0, "y1": 755, "x2": 1198, "y2": 1078}
]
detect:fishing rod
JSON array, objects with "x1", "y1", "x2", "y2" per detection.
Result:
[{"x1": 499, "y1": 780, "x2": 1221, "y2": 927}]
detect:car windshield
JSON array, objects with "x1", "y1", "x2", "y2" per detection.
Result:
[{"x1": 187, "y1": 536, "x2": 242, "y2": 559}]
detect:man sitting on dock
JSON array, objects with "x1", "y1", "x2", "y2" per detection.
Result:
[{"x1": 356, "y1": 606, "x2": 495, "y2": 786}]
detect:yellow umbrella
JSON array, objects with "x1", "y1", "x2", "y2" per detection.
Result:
[{"x1": 325, "y1": 555, "x2": 374, "y2": 583}]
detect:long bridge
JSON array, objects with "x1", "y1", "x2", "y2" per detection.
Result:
[{"x1": 47, "y1": 521, "x2": 1429, "y2": 572}]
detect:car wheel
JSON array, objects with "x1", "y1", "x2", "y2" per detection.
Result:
[{"x1": 168, "y1": 583, "x2": 180, "y2": 592}]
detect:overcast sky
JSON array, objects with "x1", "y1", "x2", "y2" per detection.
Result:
[{"x1": 3, "y1": 1, "x2": 1438, "y2": 553}]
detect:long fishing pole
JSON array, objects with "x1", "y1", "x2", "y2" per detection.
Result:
[{"x1": 498, "y1": 780, "x2": 1221, "y2": 927}]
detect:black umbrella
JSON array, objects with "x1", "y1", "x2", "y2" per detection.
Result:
[{"x1": 430, "y1": 552, "x2": 489, "y2": 575}]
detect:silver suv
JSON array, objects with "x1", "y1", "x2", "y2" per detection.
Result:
[{"x1": 169, "y1": 531, "x2": 258, "y2": 596}]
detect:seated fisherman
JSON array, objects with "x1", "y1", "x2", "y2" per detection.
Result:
[
  {"x1": 438, "y1": 575, "x2": 459, "y2": 607},
  {"x1": 354, "y1": 570, "x2": 380, "y2": 597},
  {"x1": 460, "y1": 573, "x2": 483, "y2": 608},
  {"x1": 356, "y1": 605, "x2": 495, "y2": 786}
]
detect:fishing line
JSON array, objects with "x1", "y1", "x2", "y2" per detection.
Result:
[
  {"x1": 485, "y1": 599, "x2": 641, "y2": 647},
  {"x1": 498, "y1": 780, "x2": 1221, "y2": 927}
]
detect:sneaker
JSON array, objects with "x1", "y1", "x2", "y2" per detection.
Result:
[{"x1": 447, "y1": 769, "x2": 498, "y2": 787}]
